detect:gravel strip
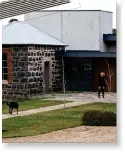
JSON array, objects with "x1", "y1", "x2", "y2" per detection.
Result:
[{"x1": 3, "y1": 126, "x2": 116, "y2": 143}]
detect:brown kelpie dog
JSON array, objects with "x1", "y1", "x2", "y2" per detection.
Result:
[{"x1": 7, "y1": 102, "x2": 19, "y2": 115}]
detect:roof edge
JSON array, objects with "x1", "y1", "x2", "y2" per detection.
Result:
[
  {"x1": 2, "y1": 43, "x2": 68, "y2": 46},
  {"x1": 36, "y1": 10, "x2": 113, "y2": 13},
  {"x1": 2, "y1": 21, "x2": 68, "y2": 46},
  {"x1": 28, "y1": 22, "x2": 68, "y2": 46}
]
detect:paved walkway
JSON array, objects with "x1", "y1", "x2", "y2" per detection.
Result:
[
  {"x1": 42, "y1": 92, "x2": 116, "y2": 103},
  {"x1": 2, "y1": 92, "x2": 116, "y2": 120}
]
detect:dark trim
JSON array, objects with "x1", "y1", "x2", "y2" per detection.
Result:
[
  {"x1": 63, "y1": 50, "x2": 116, "y2": 58},
  {"x1": 103, "y1": 34, "x2": 116, "y2": 45},
  {"x1": 2, "y1": 44, "x2": 68, "y2": 46},
  {"x1": 2, "y1": 45, "x2": 66, "y2": 53},
  {"x1": 2, "y1": 44, "x2": 67, "y2": 48}
]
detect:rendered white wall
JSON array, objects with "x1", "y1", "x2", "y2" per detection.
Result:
[
  {"x1": 62, "y1": 11, "x2": 100, "y2": 50},
  {"x1": 25, "y1": 11, "x2": 113, "y2": 51},
  {"x1": 100, "y1": 11, "x2": 113, "y2": 52},
  {"x1": 25, "y1": 11, "x2": 62, "y2": 42}
]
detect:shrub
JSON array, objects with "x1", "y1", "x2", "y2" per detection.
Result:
[
  {"x1": 82, "y1": 110, "x2": 116, "y2": 126},
  {"x1": 100, "y1": 111, "x2": 116, "y2": 126}
]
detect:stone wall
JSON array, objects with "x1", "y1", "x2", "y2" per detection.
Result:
[
  {"x1": 2, "y1": 45, "x2": 64, "y2": 102},
  {"x1": 28, "y1": 46, "x2": 63, "y2": 95},
  {"x1": 52, "y1": 55, "x2": 63, "y2": 91},
  {"x1": 2, "y1": 46, "x2": 28, "y2": 102}
]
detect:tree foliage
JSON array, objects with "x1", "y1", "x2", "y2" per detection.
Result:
[
  {"x1": 113, "y1": 29, "x2": 116, "y2": 34},
  {"x1": 9, "y1": 18, "x2": 18, "y2": 23}
]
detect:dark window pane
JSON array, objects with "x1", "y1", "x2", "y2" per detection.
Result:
[
  {"x1": 2, "y1": 53, "x2": 7, "y2": 60},
  {"x1": 2, "y1": 61, "x2": 7, "y2": 67},
  {"x1": 2, "y1": 74, "x2": 4, "y2": 80},
  {"x1": 3, "y1": 68, "x2": 8, "y2": 73},
  {"x1": 4, "y1": 74, "x2": 8, "y2": 80}
]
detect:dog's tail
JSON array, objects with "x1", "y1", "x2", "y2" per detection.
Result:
[{"x1": 6, "y1": 102, "x2": 10, "y2": 106}]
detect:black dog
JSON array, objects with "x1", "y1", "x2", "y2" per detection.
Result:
[{"x1": 7, "y1": 102, "x2": 19, "y2": 115}]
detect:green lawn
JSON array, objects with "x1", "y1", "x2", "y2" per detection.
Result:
[
  {"x1": 2, "y1": 102, "x2": 116, "y2": 138},
  {"x1": 2, "y1": 99, "x2": 71, "y2": 114}
]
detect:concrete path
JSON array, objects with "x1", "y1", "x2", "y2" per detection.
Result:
[
  {"x1": 2, "y1": 92, "x2": 116, "y2": 120},
  {"x1": 30, "y1": 92, "x2": 117, "y2": 103},
  {"x1": 2, "y1": 101, "x2": 90, "y2": 119}
]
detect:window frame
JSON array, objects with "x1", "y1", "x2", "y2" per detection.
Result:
[{"x1": 2, "y1": 48, "x2": 12, "y2": 84}]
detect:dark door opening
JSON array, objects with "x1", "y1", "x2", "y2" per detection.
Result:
[
  {"x1": 64, "y1": 58, "x2": 93, "y2": 91},
  {"x1": 44, "y1": 61, "x2": 50, "y2": 92}
]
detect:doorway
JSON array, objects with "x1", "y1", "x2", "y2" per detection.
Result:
[
  {"x1": 64, "y1": 58, "x2": 93, "y2": 91},
  {"x1": 44, "y1": 61, "x2": 50, "y2": 92}
]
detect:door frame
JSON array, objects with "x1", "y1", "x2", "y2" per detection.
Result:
[{"x1": 43, "y1": 59, "x2": 52, "y2": 91}]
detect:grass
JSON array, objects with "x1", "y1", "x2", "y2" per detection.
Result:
[
  {"x1": 2, "y1": 102, "x2": 116, "y2": 138},
  {"x1": 2, "y1": 99, "x2": 71, "y2": 114}
]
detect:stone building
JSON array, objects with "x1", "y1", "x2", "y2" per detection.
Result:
[
  {"x1": 2, "y1": 21, "x2": 67, "y2": 102},
  {"x1": 25, "y1": 10, "x2": 116, "y2": 92}
]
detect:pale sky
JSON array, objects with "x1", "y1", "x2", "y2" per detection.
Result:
[{"x1": 1, "y1": 0, "x2": 116, "y2": 28}]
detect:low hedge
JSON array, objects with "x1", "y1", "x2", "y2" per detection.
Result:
[{"x1": 82, "y1": 110, "x2": 116, "y2": 126}]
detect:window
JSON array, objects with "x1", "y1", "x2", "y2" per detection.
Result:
[
  {"x1": 2, "y1": 53, "x2": 8, "y2": 80},
  {"x1": 2, "y1": 49, "x2": 12, "y2": 84}
]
